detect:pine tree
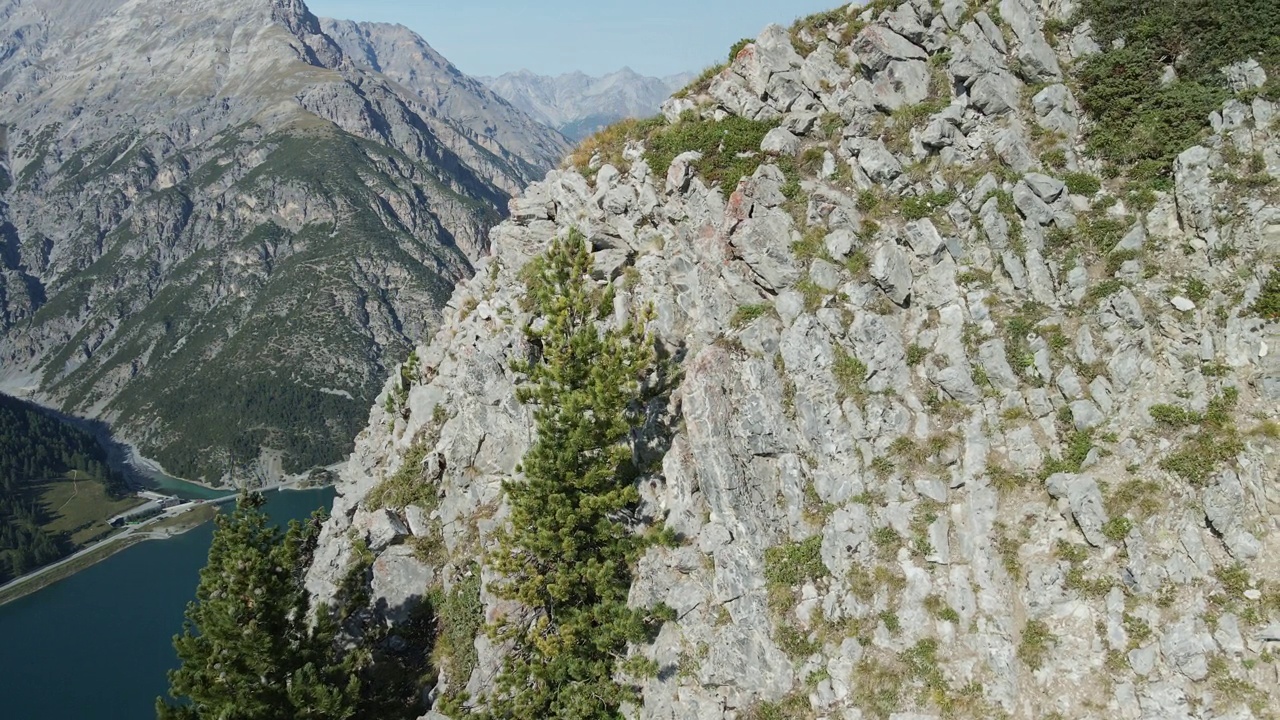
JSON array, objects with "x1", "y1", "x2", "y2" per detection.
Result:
[
  {"x1": 479, "y1": 231, "x2": 672, "y2": 720},
  {"x1": 157, "y1": 494, "x2": 360, "y2": 720}
]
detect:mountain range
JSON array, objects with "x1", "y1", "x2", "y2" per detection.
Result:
[
  {"x1": 0, "y1": 0, "x2": 570, "y2": 483},
  {"x1": 480, "y1": 68, "x2": 694, "y2": 141}
]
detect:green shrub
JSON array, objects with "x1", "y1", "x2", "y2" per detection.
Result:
[
  {"x1": 731, "y1": 303, "x2": 774, "y2": 328},
  {"x1": 1183, "y1": 277, "x2": 1210, "y2": 302},
  {"x1": 1150, "y1": 403, "x2": 1202, "y2": 427},
  {"x1": 924, "y1": 594, "x2": 960, "y2": 623},
  {"x1": 1018, "y1": 619, "x2": 1055, "y2": 670},
  {"x1": 1079, "y1": 215, "x2": 1129, "y2": 253},
  {"x1": 366, "y1": 440, "x2": 435, "y2": 511},
  {"x1": 790, "y1": 7, "x2": 861, "y2": 53},
  {"x1": 1086, "y1": 279, "x2": 1124, "y2": 301},
  {"x1": 673, "y1": 64, "x2": 726, "y2": 99},
  {"x1": 901, "y1": 190, "x2": 957, "y2": 220},
  {"x1": 791, "y1": 227, "x2": 829, "y2": 261},
  {"x1": 1077, "y1": 0, "x2": 1280, "y2": 177},
  {"x1": 1042, "y1": 149, "x2": 1068, "y2": 169},
  {"x1": 764, "y1": 536, "x2": 828, "y2": 588},
  {"x1": 1248, "y1": 270, "x2": 1280, "y2": 320},
  {"x1": 646, "y1": 116, "x2": 778, "y2": 195},
  {"x1": 845, "y1": 250, "x2": 870, "y2": 277},
  {"x1": 570, "y1": 115, "x2": 666, "y2": 172},
  {"x1": 798, "y1": 146, "x2": 828, "y2": 175},
  {"x1": 742, "y1": 693, "x2": 811, "y2": 720},
  {"x1": 429, "y1": 569, "x2": 483, "y2": 693},
  {"x1": 1102, "y1": 516, "x2": 1134, "y2": 542},
  {"x1": 878, "y1": 611, "x2": 901, "y2": 633},
  {"x1": 1123, "y1": 614, "x2": 1153, "y2": 646},
  {"x1": 775, "y1": 625, "x2": 820, "y2": 659},
  {"x1": 833, "y1": 348, "x2": 868, "y2": 400},
  {"x1": 906, "y1": 344, "x2": 929, "y2": 366},
  {"x1": 796, "y1": 279, "x2": 826, "y2": 312},
  {"x1": 1159, "y1": 389, "x2": 1244, "y2": 485},
  {"x1": 764, "y1": 536, "x2": 828, "y2": 614},
  {"x1": 1063, "y1": 172, "x2": 1102, "y2": 196},
  {"x1": 1041, "y1": 429, "x2": 1095, "y2": 478},
  {"x1": 1105, "y1": 248, "x2": 1141, "y2": 275}
]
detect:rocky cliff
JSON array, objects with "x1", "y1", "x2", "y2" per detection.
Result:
[
  {"x1": 480, "y1": 68, "x2": 695, "y2": 142},
  {"x1": 0, "y1": 0, "x2": 570, "y2": 483},
  {"x1": 307, "y1": 1, "x2": 1280, "y2": 718}
]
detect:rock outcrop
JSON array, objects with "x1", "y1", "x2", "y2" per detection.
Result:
[
  {"x1": 0, "y1": 0, "x2": 570, "y2": 482},
  {"x1": 308, "y1": 2, "x2": 1280, "y2": 719}
]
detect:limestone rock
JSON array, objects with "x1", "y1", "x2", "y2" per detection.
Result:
[
  {"x1": 293, "y1": 6, "x2": 1280, "y2": 720},
  {"x1": 871, "y1": 243, "x2": 914, "y2": 305},
  {"x1": 1046, "y1": 473, "x2": 1109, "y2": 547}
]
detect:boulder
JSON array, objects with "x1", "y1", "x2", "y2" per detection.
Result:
[
  {"x1": 761, "y1": 127, "x2": 801, "y2": 155},
  {"x1": 1046, "y1": 473, "x2": 1109, "y2": 547},
  {"x1": 852, "y1": 25, "x2": 928, "y2": 72},
  {"x1": 731, "y1": 210, "x2": 801, "y2": 291},
  {"x1": 1013, "y1": 181, "x2": 1055, "y2": 225},
  {"x1": 1223, "y1": 59, "x2": 1267, "y2": 92},
  {"x1": 870, "y1": 242, "x2": 913, "y2": 305},
  {"x1": 851, "y1": 138, "x2": 903, "y2": 182}
]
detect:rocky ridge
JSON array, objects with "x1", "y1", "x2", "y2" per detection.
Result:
[
  {"x1": 0, "y1": 0, "x2": 570, "y2": 482},
  {"x1": 307, "y1": 1, "x2": 1280, "y2": 718}
]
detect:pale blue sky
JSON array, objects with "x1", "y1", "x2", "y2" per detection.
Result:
[{"x1": 307, "y1": 0, "x2": 846, "y2": 77}]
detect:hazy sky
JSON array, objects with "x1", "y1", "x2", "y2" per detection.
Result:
[{"x1": 306, "y1": 0, "x2": 845, "y2": 78}]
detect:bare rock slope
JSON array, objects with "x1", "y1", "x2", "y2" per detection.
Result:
[
  {"x1": 0, "y1": 0, "x2": 570, "y2": 483},
  {"x1": 309, "y1": 1, "x2": 1280, "y2": 718}
]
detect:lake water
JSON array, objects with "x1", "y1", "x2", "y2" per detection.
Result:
[{"x1": 0, "y1": 487, "x2": 337, "y2": 720}]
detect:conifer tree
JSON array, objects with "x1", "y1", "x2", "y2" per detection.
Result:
[
  {"x1": 157, "y1": 494, "x2": 360, "y2": 720},
  {"x1": 480, "y1": 231, "x2": 672, "y2": 719}
]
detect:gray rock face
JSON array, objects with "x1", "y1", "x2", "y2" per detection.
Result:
[
  {"x1": 0, "y1": 0, "x2": 570, "y2": 483},
  {"x1": 871, "y1": 242, "x2": 914, "y2": 305},
  {"x1": 1047, "y1": 473, "x2": 1109, "y2": 546},
  {"x1": 301, "y1": 4, "x2": 1280, "y2": 720}
]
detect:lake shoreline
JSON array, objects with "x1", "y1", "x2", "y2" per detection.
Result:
[
  {"x1": 0, "y1": 478, "x2": 333, "y2": 608},
  {"x1": 0, "y1": 505, "x2": 217, "y2": 608},
  {"x1": 0, "y1": 488, "x2": 339, "y2": 720}
]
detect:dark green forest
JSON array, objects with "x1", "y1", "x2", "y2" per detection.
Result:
[{"x1": 0, "y1": 393, "x2": 129, "y2": 582}]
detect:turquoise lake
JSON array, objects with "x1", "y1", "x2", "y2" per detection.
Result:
[{"x1": 0, "y1": 487, "x2": 336, "y2": 720}]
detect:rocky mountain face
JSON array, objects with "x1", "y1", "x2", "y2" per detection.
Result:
[
  {"x1": 0, "y1": 0, "x2": 569, "y2": 483},
  {"x1": 318, "y1": 19, "x2": 571, "y2": 191},
  {"x1": 480, "y1": 68, "x2": 695, "y2": 142},
  {"x1": 307, "y1": 0, "x2": 1280, "y2": 718}
]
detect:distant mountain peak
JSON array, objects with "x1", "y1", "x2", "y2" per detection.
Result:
[{"x1": 481, "y1": 68, "x2": 693, "y2": 142}]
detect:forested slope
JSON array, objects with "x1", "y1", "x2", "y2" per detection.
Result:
[{"x1": 0, "y1": 393, "x2": 129, "y2": 582}]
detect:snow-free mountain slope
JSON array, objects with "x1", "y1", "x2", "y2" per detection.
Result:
[{"x1": 0, "y1": 0, "x2": 568, "y2": 483}]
